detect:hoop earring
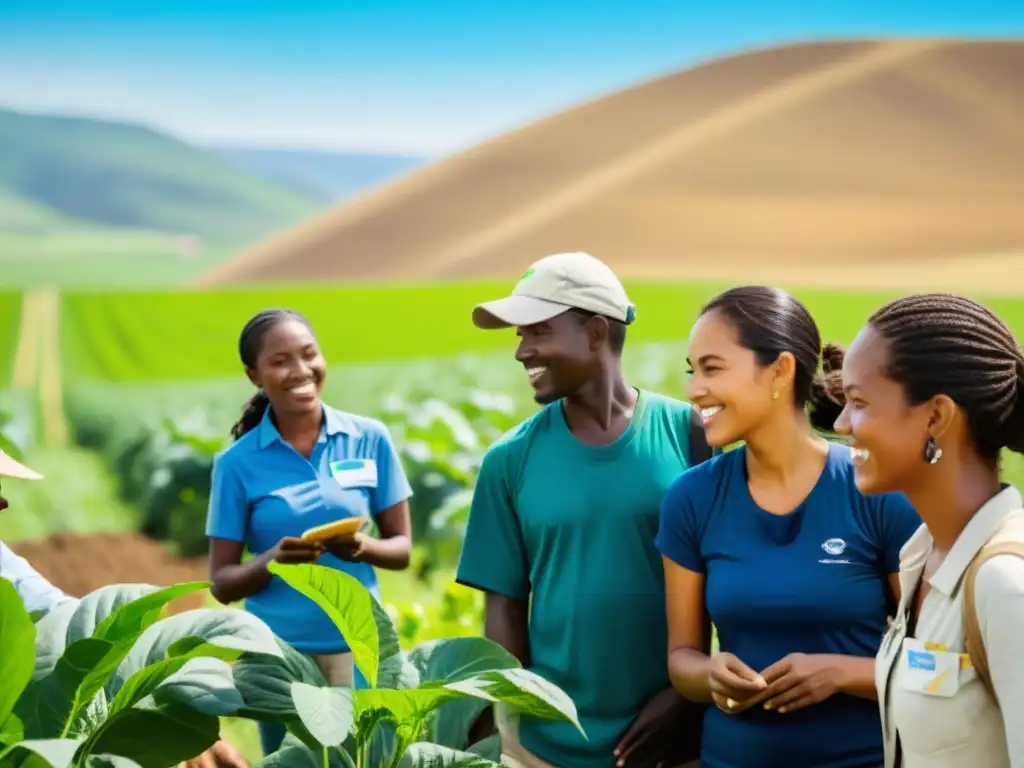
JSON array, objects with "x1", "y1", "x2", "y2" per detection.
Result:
[{"x1": 924, "y1": 435, "x2": 943, "y2": 464}]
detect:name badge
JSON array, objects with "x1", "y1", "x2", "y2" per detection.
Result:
[
  {"x1": 899, "y1": 638, "x2": 961, "y2": 698},
  {"x1": 330, "y1": 459, "x2": 377, "y2": 489}
]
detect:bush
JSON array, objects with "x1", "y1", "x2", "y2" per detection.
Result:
[{"x1": 65, "y1": 389, "x2": 522, "y2": 572}]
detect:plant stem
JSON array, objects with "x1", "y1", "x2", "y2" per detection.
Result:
[
  {"x1": 322, "y1": 745, "x2": 329, "y2": 768},
  {"x1": 336, "y1": 746, "x2": 358, "y2": 768}
]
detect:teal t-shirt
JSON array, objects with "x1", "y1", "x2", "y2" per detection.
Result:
[{"x1": 456, "y1": 389, "x2": 702, "y2": 767}]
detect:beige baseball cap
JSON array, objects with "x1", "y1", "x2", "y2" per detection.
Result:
[
  {"x1": 472, "y1": 251, "x2": 636, "y2": 330},
  {"x1": 0, "y1": 450, "x2": 42, "y2": 480}
]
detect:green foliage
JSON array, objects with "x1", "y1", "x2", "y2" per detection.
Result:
[
  {"x1": 0, "y1": 579, "x2": 284, "y2": 768},
  {"x1": 232, "y1": 564, "x2": 581, "y2": 768},
  {"x1": 64, "y1": 389, "x2": 518, "y2": 576},
  {"x1": 0, "y1": 106, "x2": 319, "y2": 243},
  {"x1": 0, "y1": 292, "x2": 22, "y2": 387}
]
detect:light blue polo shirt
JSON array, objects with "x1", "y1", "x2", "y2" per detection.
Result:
[{"x1": 205, "y1": 404, "x2": 413, "y2": 655}]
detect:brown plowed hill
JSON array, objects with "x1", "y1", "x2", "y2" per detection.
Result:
[
  {"x1": 11, "y1": 532, "x2": 211, "y2": 615},
  {"x1": 194, "y1": 39, "x2": 1024, "y2": 291}
]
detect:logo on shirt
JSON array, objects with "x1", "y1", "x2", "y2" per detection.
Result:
[{"x1": 821, "y1": 537, "x2": 847, "y2": 556}]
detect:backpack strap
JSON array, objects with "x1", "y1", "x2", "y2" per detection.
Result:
[{"x1": 961, "y1": 540, "x2": 1024, "y2": 702}]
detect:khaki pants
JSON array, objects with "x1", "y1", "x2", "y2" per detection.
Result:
[
  {"x1": 313, "y1": 651, "x2": 354, "y2": 686},
  {"x1": 496, "y1": 705, "x2": 699, "y2": 768}
]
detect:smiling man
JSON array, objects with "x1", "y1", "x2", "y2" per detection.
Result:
[{"x1": 456, "y1": 252, "x2": 713, "y2": 768}]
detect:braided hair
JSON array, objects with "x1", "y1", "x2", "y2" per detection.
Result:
[
  {"x1": 231, "y1": 309, "x2": 313, "y2": 441},
  {"x1": 865, "y1": 292, "x2": 1024, "y2": 459},
  {"x1": 699, "y1": 286, "x2": 846, "y2": 432}
]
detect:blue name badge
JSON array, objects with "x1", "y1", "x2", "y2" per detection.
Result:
[{"x1": 907, "y1": 649, "x2": 936, "y2": 671}]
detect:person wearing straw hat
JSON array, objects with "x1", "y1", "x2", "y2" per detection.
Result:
[
  {"x1": 457, "y1": 252, "x2": 713, "y2": 768},
  {"x1": 0, "y1": 450, "x2": 249, "y2": 768}
]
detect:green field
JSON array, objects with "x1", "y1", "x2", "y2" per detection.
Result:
[
  {"x1": 0, "y1": 291, "x2": 22, "y2": 385},
  {"x1": 60, "y1": 282, "x2": 933, "y2": 383},
  {"x1": 0, "y1": 230, "x2": 236, "y2": 289}
]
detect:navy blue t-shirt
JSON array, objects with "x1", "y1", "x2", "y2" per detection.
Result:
[{"x1": 656, "y1": 442, "x2": 922, "y2": 768}]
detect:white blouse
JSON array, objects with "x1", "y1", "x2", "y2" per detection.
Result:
[{"x1": 875, "y1": 485, "x2": 1024, "y2": 768}]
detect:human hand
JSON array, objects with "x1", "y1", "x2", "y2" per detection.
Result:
[
  {"x1": 176, "y1": 740, "x2": 249, "y2": 768},
  {"x1": 614, "y1": 688, "x2": 690, "y2": 767},
  {"x1": 325, "y1": 531, "x2": 370, "y2": 562},
  {"x1": 757, "y1": 653, "x2": 843, "y2": 714},
  {"x1": 708, "y1": 652, "x2": 768, "y2": 714},
  {"x1": 270, "y1": 536, "x2": 324, "y2": 565}
]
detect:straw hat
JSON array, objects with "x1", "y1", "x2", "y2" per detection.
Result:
[{"x1": 0, "y1": 450, "x2": 42, "y2": 480}]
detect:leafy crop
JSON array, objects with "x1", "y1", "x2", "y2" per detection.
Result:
[
  {"x1": 229, "y1": 563, "x2": 583, "y2": 768},
  {"x1": 0, "y1": 577, "x2": 283, "y2": 768}
]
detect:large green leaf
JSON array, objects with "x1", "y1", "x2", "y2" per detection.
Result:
[
  {"x1": 399, "y1": 743, "x2": 501, "y2": 768},
  {"x1": 0, "y1": 579, "x2": 36, "y2": 730},
  {"x1": 106, "y1": 606, "x2": 281, "y2": 699},
  {"x1": 446, "y1": 670, "x2": 583, "y2": 737},
  {"x1": 353, "y1": 689, "x2": 457, "y2": 726},
  {"x1": 91, "y1": 583, "x2": 209, "y2": 644},
  {"x1": 232, "y1": 638, "x2": 327, "y2": 721},
  {"x1": 266, "y1": 564, "x2": 379, "y2": 688},
  {"x1": 407, "y1": 639, "x2": 519, "y2": 751},
  {"x1": 152, "y1": 657, "x2": 245, "y2": 717},
  {"x1": 256, "y1": 743, "x2": 350, "y2": 768},
  {"x1": 0, "y1": 713, "x2": 24, "y2": 748},
  {"x1": 78, "y1": 703, "x2": 220, "y2": 768},
  {"x1": 407, "y1": 639, "x2": 519, "y2": 686},
  {"x1": 106, "y1": 638, "x2": 244, "y2": 717},
  {"x1": 0, "y1": 738, "x2": 83, "y2": 768},
  {"x1": 289, "y1": 683, "x2": 353, "y2": 748}
]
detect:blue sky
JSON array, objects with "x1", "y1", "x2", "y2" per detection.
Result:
[{"x1": 0, "y1": 0, "x2": 1020, "y2": 155}]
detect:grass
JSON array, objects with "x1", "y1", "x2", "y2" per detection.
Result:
[
  {"x1": 0, "y1": 291, "x2": 21, "y2": 386},
  {"x1": 0, "y1": 230, "x2": 237, "y2": 289},
  {"x1": 62, "y1": 282, "x2": 939, "y2": 384},
  {"x1": 0, "y1": 444, "x2": 141, "y2": 541}
]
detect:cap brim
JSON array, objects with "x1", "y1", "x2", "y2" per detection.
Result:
[
  {"x1": 472, "y1": 296, "x2": 571, "y2": 330},
  {"x1": 0, "y1": 451, "x2": 42, "y2": 480}
]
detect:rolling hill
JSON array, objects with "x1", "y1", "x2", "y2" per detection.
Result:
[
  {"x1": 0, "y1": 107, "x2": 322, "y2": 243},
  {"x1": 194, "y1": 39, "x2": 1024, "y2": 292},
  {"x1": 214, "y1": 147, "x2": 426, "y2": 203}
]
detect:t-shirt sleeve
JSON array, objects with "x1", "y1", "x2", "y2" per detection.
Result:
[
  {"x1": 456, "y1": 444, "x2": 530, "y2": 601},
  {"x1": 369, "y1": 422, "x2": 413, "y2": 515},
  {"x1": 205, "y1": 452, "x2": 249, "y2": 542},
  {"x1": 655, "y1": 469, "x2": 707, "y2": 573},
  {"x1": 874, "y1": 492, "x2": 922, "y2": 574}
]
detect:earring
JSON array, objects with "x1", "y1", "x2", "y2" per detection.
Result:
[
  {"x1": 772, "y1": 391, "x2": 779, "y2": 400},
  {"x1": 924, "y1": 435, "x2": 943, "y2": 464}
]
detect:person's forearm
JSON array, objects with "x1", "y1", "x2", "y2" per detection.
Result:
[
  {"x1": 670, "y1": 648, "x2": 715, "y2": 703},
  {"x1": 210, "y1": 551, "x2": 275, "y2": 605},
  {"x1": 828, "y1": 655, "x2": 878, "y2": 700},
  {"x1": 360, "y1": 535, "x2": 411, "y2": 570}
]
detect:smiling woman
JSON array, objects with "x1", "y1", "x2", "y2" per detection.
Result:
[
  {"x1": 657, "y1": 285, "x2": 921, "y2": 768},
  {"x1": 203, "y1": 308, "x2": 415, "y2": 758}
]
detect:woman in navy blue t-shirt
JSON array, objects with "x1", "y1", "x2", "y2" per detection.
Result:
[{"x1": 656, "y1": 287, "x2": 921, "y2": 768}]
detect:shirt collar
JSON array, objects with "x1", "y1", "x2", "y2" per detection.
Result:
[
  {"x1": 257, "y1": 404, "x2": 360, "y2": 449},
  {"x1": 927, "y1": 484, "x2": 1024, "y2": 596}
]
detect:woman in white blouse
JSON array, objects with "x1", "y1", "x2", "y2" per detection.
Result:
[{"x1": 830, "y1": 292, "x2": 1024, "y2": 768}]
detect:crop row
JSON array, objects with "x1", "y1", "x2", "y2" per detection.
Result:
[
  {"x1": 0, "y1": 291, "x2": 21, "y2": 386},
  {"x1": 51, "y1": 281, "x2": 914, "y2": 383}
]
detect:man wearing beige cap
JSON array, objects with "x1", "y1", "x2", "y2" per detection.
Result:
[
  {"x1": 0, "y1": 451, "x2": 248, "y2": 768},
  {"x1": 458, "y1": 252, "x2": 711, "y2": 768}
]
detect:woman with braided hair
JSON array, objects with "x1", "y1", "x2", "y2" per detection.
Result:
[
  {"x1": 833, "y1": 292, "x2": 1024, "y2": 767},
  {"x1": 205, "y1": 309, "x2": 414, "y2": 757}
]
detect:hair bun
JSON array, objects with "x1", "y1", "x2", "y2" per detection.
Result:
[
  {"x1": 821, "y1": 342, "x2": 846, "y2": 375},
  {"x1": 997, "y1": 355, "x2": 1024, "y2": 454}
]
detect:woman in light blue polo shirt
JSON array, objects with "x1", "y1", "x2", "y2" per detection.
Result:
[{"x1": 205, "y1": 308, "x2": 413, "y2": 756}]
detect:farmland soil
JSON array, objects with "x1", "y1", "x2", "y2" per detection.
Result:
[{"x1": 10, "y1": 531, "x2": 211, "y2": 615}]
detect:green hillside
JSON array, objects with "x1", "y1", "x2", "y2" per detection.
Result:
[{"x1": 0, "y1": 107, "x2": 322, "y2": 243}]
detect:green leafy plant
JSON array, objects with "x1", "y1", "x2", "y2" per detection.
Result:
[
  {"x1": 227, "y1": 563, "x2": 583, "y2": 768},
  {"x1": 0, "y1": 577, "x2": 283, "y2": 768}
]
